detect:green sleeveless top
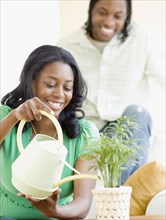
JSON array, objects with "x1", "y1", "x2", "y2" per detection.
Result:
[{"x1": 0, "y1": 105, "x2": 99, "y2": 219}]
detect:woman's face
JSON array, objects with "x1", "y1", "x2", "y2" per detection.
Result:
[
  {"x1": 32, "y1": 61, "x2": 74, "y2": 119},
  {"x1": 91, "y1": 0, "x2": 127, "y2": 42}
]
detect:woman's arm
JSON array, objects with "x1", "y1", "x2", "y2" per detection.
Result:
[
  {"x1": 25, "y1": 159, "x2": 97, "y2": 220},
  {"x1": 0, "y1": 97, "x2": 54, "y2": 145},
  {"x1": 56, "y1": 159, "x2": 97, "y2": 219},
  {"x1": 0, "y1": 110, "x2": 18, "y2": 145}
]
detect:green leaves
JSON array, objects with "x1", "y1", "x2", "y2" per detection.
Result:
[{"x1": 80, "y1": 116, "x2": 145, "y2": 188}]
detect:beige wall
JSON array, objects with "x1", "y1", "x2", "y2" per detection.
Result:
[
  {"x1": 59, "y1": 0, "x2": 165, "y2": 44},
  {"x1": 60, "y1": 0, "x2": 89, "y2": 38}
]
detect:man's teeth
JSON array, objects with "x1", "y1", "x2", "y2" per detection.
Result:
[
  {"x1": 101, "y1": 27, "x2": 114, "y2": 34},
  {"x1": 48, "y1": 101, "x2": 61, "y2": 107}
]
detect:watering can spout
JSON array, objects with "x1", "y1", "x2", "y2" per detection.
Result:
[{"x1": 53, "y1": 174, "x2": 99, "y2": 188}]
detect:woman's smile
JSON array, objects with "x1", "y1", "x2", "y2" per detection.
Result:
[{"x1": 46, "y1": 100, "x2": 63, "y2": 110}]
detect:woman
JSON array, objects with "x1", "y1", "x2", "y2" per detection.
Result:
[{"x1": 0, "y1": 45, "x2": 99, "y2": 219}]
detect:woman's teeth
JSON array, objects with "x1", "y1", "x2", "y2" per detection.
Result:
[{"x1": 48, "y1": 101, "x2": 61, "y2": 108}]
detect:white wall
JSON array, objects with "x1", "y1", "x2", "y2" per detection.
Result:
[{"x1": 1, "y1": 0, "x2": 60, "y2": 98}]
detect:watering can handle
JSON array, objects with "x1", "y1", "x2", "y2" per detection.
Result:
[{"x1": 17, "y1": 110, "x2": 63, "y2": 154}]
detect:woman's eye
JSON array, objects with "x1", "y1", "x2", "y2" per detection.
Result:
[
  {"x1": 46, "y1": 83, "x2": 55, "y2": 88},
  {"x1": 65, "y1": 87, "x2": 72, "y2": 91}
]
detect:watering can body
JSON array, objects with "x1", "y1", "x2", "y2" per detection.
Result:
[
  {"x1": 12, "y1": 134, "x2": 67, "y2": 199},
  {"x1": 11, "y1": 110, "x2": 98, "y2": 199}
]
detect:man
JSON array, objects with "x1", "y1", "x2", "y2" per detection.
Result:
[{"x1": 57, "y1": 0, "x2": 164, "y2": 184}]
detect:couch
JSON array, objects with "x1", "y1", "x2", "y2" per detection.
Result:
[{"x1": 86, "y1": 161, "x2": 166, "y2": 219}]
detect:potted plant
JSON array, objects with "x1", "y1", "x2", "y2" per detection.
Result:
[{"x1": 80, "y1": 115, "x2": 144, "y2": 219}]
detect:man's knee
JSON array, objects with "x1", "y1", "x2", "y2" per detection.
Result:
[{"x1": 122, "y1": 104, "x2": 152, "y2": 124}]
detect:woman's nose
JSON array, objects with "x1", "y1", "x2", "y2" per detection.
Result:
[{"x1": 53, "y1": 86, "x2": 64, "y2": 98}]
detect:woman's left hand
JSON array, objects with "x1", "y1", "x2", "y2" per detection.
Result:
[{"x1": 17, "y1": 189, "x2": 61, "y2": 218}]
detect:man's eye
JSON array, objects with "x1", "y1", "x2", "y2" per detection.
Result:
[
  {"x1": 98, "y1": 10, "x2": 107, "y2": 16},
  {"x1": 115, "y1": 15, "x2": 126, "y2": 20}
]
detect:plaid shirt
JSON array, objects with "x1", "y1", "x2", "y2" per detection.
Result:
[{"x1": 57, "y1": 22, "x2": 165, "y2": 130}]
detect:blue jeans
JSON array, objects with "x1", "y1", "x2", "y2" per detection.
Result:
[{"x1": 100, "y1": 104, "x2": 152, "y2": 185}]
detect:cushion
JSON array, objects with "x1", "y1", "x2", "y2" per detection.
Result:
[{"x1": 124, "y1": 161, "x2": 166, "y2": 216}]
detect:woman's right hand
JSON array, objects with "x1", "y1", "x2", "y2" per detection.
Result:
[
  {"x1": 13, "y1": 97, "x2": 55, "y2": 122},
  {"x1": 0, "y1": 97, "x2": 54, "y2": 145},
  {"x1": 18, "y1": 189, "x2": 61, "y2": 218}
]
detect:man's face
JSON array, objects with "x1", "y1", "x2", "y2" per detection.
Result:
[{"x1": 91, "y1": 0, "x2": 127, "y2": 42}]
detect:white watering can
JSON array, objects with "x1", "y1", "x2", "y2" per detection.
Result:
[{"x1": 11, "y1": 110, "x2": 98, "y2": 199}]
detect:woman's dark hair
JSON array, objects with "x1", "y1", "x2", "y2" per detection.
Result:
[
  {"x1": 84, "y1": 0, "x2": 132, "y2": 42},
  {"x1": 1, "y1": 45, "x2": 87, "y2": 138}
]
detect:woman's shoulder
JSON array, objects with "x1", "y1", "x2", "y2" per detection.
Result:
[
  {"x1": 0, "y1": 105, "x2": 12, "y2": 118},
  {"x1": 0, "y1": 104, "x2": 12, "y2": 111},
  {"x1": 78, "y1": 118, "x2": 100, "y2": 138}
]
